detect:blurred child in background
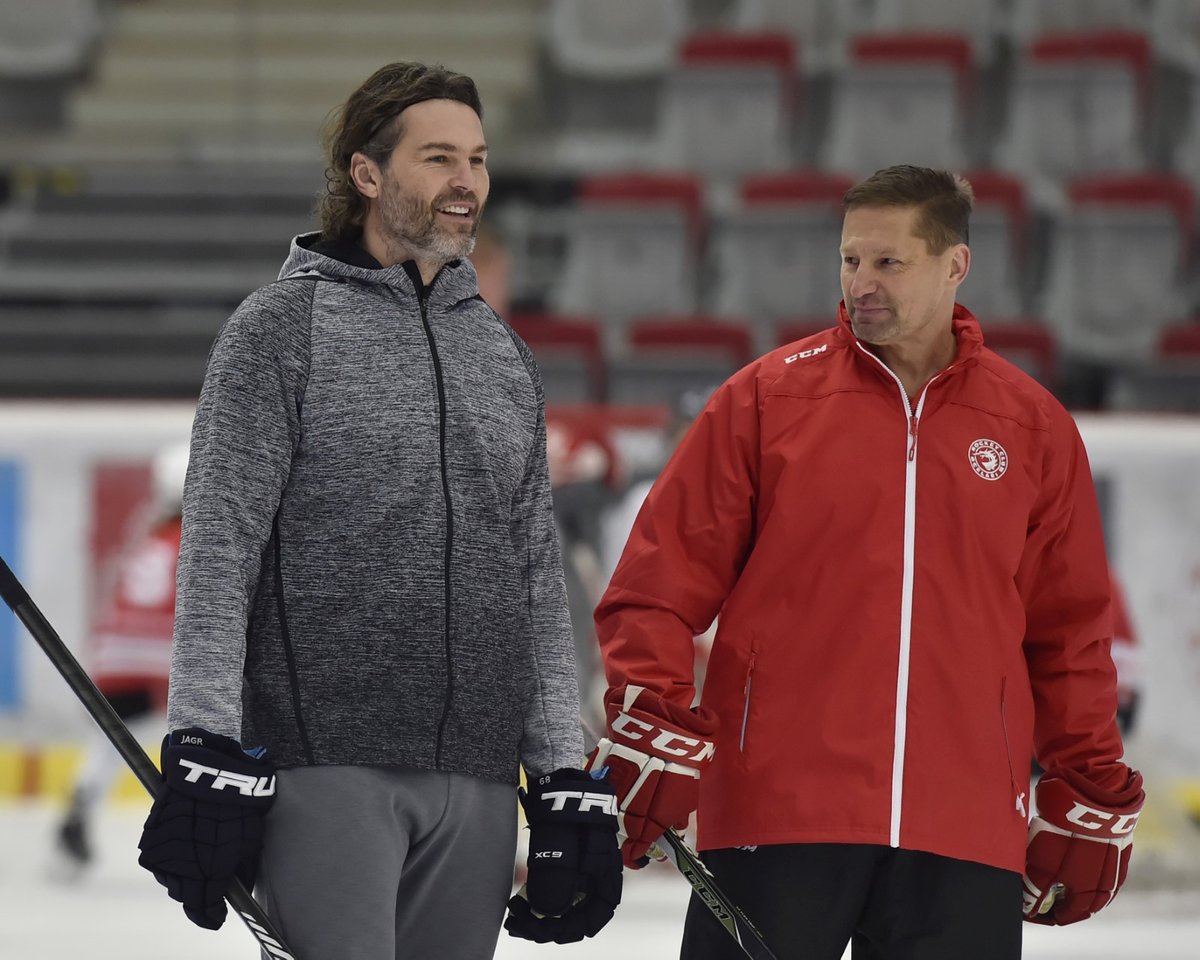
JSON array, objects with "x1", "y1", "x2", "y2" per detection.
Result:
[{"x1": 54, "y1": 441, "x2": 187, "y2": 871}]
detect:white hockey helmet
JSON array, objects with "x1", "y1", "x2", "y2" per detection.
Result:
[{"x1": 151, "y1": 441, "x2": 190, "y2": 511}]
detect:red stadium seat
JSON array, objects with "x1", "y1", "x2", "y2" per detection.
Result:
[
  {"x1": 1160, "y1": 323, "x2": 1200, "y2": 357},
  {"x1": 628, "y1": 315, "x2": 755, "y2": 366},
  {"x1": 712, "y1": 171, "x2": 852, "y2": 342},
  {"x1": 823, "y1": 32, "x2": 976, "y2": 174},
  {"x1": 609, "y1": 314, "x2": 754, "y2": 405},
  {"x1": 553, "y1": 173, "x2": 706, "y2": 331},
  {"x1": 1042, "y1": 174, "x2": 1194, "y2": 365},
  {"x1": 660, "y1": 31, "x2": 799, "y2": 177},
  {"x1": 959, "y1": 170, "x2": 1030, "y2": 317},
  {"x1": 777, "y1": 318, "x2": 836, "y2": 347},
  {"x1": 980, "y1": 319, "x2": 1059, "y2": 390},
  {"x1": 508, "y1": 313, "x2": 607, "y2": 404},
  {"x1": 996, "y1": 30, "x2": 1152, "y2": 180}
]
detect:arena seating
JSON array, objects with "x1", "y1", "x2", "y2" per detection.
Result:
[
  {"x1": 608, "y1": 314, "x2": 754, "y2": 405},
  {"x1": 508, "y1": 313, "x2": 607, "y2": 405},
  {"x1": 996, "y1": 31, "x2": 1154, "y2": 184},
  {"x1": 551, "y1": 172, "x2": 705, "y2": 340},
  {"x1": 822, "y1": 33, "x2": 976, "y2": 175},
  {"x1": 658, "y1": 31, "x2": 799, "y2": 180},
  {"x1": 1040, "y1": 174, "x2": 1195, "y2": 366},
  {"x1": 1, "y1": 0, "x2": 1198, "y2": 412},
  {"x1": 710, "y1": 171, "x2": 851, "y2": 346}
]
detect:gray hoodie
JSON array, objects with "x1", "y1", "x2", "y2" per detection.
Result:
[{"x1": 167, "y1": 233, "x2": 583, "y2": 784}]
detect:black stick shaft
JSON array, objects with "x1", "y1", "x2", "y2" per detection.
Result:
[
  {"x1": 659, "y1": 830, "x2": 780, "y2": 960},
  {"x1": 0, "y1": 554, "x2": 297, "y2": 960},
  {"x1": 582, "y1": 717, "x2": 778, "y2": 960}
]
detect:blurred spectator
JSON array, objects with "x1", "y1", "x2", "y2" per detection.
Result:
[
  {"x1": 469, "y1": 220, "x2": 512, "y2": 317},
  {"x1": 53, "y1": 441, "x2": 187, "y2": 873},
  {"x1": 598, "y1": 385, "x2": 721, "y2": 698},
  {"x1": 599, "y1": 384, "x2": 716, "y2": 585},
  {"x1": 546, "y1": 414, "x2": 620, "y2": 732}
]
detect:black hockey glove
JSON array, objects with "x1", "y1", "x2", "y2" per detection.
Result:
[
  {"x1": 505, "y1": 767, "x2": 623, "y2": 944},
  {"x1": 137, "y1": 727, "x2": 276, "y2": 930}
]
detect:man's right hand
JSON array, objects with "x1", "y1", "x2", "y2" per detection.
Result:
[
  {"x1": 585, "y1": 684, "x2": 717, "y2": 869},
  {"x1": 137, "y1": 727, "x2": 276, "y2": 929}
]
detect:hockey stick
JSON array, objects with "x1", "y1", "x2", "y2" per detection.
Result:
[
  {"x1": 0, "y1": 555, "x2": 296, "y2": 960},
  {"x1": 651, "y1": 830, "x2": 779, "y2": 960},
  {"x1": 582, "y1": 717, "x2": 777, "y2": 959}
]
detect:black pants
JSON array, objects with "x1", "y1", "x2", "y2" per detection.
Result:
[{"x1": 680, "y1": 844, "x2": 1022, "y2": 960}]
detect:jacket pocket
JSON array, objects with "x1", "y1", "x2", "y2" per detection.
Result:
[
  {"x1": 1000, "y1": 678, "x2": 1028, "y2": 819},
  {"x1": 739, "y1": 650, "x2": 758, "y2": 752}
]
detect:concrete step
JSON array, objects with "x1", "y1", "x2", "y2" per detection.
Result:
[
  {"x1": 68, "y1": 95, "x2": 515, "y2": 143},
  {"x1": 0, "y1": 260, "x2": 279, "y2": 301},
  {"x1": 113, "y1": 8, "x2": 540, "y2": 43},
  {"x1": 45, "y1": 0, "x2": 544, "y2": 162},
  {"x1": 90, "y1": 55, "x2": 534, "y2": 100},
  {"x1": 6, "y1": 210, "x2": 311, "y2": 245},
  {"x1": 141, "y1": 0, "x2": 538, "y2": 11}
]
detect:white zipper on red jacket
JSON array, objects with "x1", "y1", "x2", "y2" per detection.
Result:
[{"x1": 855, "y1": 342, "x2": 945, "y2": 847}]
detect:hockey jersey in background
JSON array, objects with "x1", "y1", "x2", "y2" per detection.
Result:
[{"x1": 90, "y1": 516, "x2": 181, "y2": 707}]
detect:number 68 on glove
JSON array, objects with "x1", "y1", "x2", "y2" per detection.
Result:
[{"x1": 586, "y1": 685, "x2": 718, "y2": 870}]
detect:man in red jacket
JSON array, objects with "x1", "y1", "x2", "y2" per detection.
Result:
[{"x1": 589, "y1": 165, "x2": 1144, "y2": 960}]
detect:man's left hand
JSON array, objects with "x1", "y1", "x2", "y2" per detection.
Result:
[{"x1": 1023, "y1": 767, "x2": 1144, "y2": 925}]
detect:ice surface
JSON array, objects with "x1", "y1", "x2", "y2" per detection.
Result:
[{"x1": 3, "y1": 800, "x2": 1197, "y2": 959}]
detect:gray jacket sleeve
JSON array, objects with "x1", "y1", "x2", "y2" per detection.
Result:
[
  {"x1": 510, "y1": 343, "x2": 586, "y2": 776},
  {"x1": 167, "y1": 283, "x2": 311, "y2": 739}
]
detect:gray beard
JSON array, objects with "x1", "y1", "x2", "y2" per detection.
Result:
[{"x1": 379, "y1": 188, "x2": 477, "y2": 265}]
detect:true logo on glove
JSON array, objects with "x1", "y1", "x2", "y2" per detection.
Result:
[
  {"x1": 178, "y1": 759, "x2": 277, "y2": 797},
  {"x1": 1065, "y1": 802, "x2": 1139, "y2": 836},
  {"x1": 541, "y1": 790, "x2": 619, "y2": 816},
  {"x1": 612, "y1": 712, "x2": 716, "y2": 763}
]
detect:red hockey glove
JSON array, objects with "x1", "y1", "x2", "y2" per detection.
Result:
[
  {"x1": 1023, "y1": 767, "x2": 1144, "y2": 925},
  {"x1": 585, "y1": 684, "x2": 717, "y2": 870}
]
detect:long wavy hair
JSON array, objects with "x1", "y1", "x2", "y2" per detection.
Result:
[{"x1": 318, "y1": 62, "x2": 483, "y2": 240}]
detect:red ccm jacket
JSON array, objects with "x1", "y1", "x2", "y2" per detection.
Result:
[{"x1": 596, "y1": 305, "x2": 1132, "y2": 873}]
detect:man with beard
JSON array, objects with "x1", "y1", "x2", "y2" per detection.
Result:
[
  {"x1": 135, "y1": 62, "x2": 621, "y2": 959},
  {"x1": 589, "y1": 165, "x2": 1143, "y2": 959}
]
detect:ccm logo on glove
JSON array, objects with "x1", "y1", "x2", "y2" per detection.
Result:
[
  {"x1": 1022, "y1": 767, "x2": 1145, "y2": 926},
  {"x1": 611, "y1": 711, "x2": 716, "y2": 763},
  {"x1": 1062, "y1": 801, "x2": 1139, "y2": 836},
  {"x1": 586, "y1": 685, "x2": 719, "y2": 870},
  {"x1": 177, "y1": 759, "x2": 276, "y2": 797}
]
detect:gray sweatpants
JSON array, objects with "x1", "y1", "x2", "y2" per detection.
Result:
[{"x1": 256, "y1": 765, "x2": 519, "y2": 960}]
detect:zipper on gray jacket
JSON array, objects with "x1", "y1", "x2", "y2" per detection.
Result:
[{"x1": 415, "y1": 284, "x2": 456, "y2": 770}]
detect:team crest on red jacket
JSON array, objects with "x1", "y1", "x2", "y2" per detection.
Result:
[{"x1": 969, "y1": 439, "x2": 1008, "y2": 480}]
